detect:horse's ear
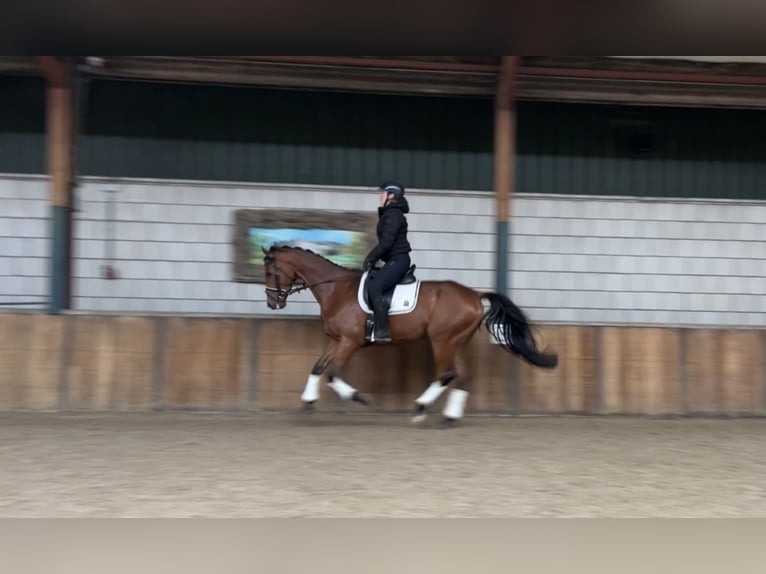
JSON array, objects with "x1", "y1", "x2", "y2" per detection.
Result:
[{"x1": 261, "y1": 246, "x2": 269, "y2": 255}]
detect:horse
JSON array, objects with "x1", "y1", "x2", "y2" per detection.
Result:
[{"x1": 261, "y1": 245, "x2": 558, "y2": 427}]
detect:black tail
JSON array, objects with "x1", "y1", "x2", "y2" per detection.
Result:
[{"x1": 480, "y1": 292, "x2": 558, "y2": 369}]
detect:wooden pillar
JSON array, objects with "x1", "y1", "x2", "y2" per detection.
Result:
[
  {"x1": 39, "y1": 57, "x2": 75, "y2": 314},
  {"x1": 494, "y1": 56, "x2": 519, "y2": 295}
]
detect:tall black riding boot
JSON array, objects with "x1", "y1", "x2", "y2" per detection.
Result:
[{"x1": 371, "y1": 295, "x2": 392, "y2": 342}]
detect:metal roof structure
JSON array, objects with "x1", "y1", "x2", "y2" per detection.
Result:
[{"x1": 6, "y1": 56, "x2": 766, "y2": 108}]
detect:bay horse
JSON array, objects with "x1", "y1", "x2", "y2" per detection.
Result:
[{"x1": 262, "y1": 245, "x2": 558, "y2": 426}]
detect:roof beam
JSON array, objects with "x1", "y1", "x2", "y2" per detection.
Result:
[
  {"x1": 81, "y1": 56, "x2": 498, "y2": 97},
  {"x1": 519, "y1": 64, "x2": 766, "y2": 87},
  {"x1": 517, "y1": 75, "x2": 766, "y2": 109},
  {"x1": 0, "y1": 56, "x2": 38, "y2": 75},
  {"x1": 207, "y1": 56, "x2": 501, "y2": 74},
  {"x1": 11, "y1": 56, "x2": 766, "y2": 109}
]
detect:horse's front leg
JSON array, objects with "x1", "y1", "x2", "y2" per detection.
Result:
[
  {"x1": 301, "y1": 339, "x2": 338, "y2": 409},
  {"x1": 326, "y1": 337, "x2": 370, "y2": 406}
]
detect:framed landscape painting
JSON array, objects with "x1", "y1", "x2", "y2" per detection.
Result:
[{"x1": 232, "y1": 209, "x2": 378, "y2": 283}]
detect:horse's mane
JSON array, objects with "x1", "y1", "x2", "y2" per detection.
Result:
[{"x1": 272, "y1": 245, "x2": 363, "y2": 273}]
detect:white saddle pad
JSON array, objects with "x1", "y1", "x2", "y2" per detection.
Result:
[{"x1": 357, "y1": 271, "x2": 421, "y2": 315}]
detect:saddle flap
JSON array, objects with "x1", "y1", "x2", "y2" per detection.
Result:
[{"x1": 358, "y1": 270, "x2": 421, "y2": 317}]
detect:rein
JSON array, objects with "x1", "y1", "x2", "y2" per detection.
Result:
[
  {"x1": 265, "y1": 277, "x2": 342, "y2": 297},
  {"x1": 263, "y1": 253, "x2": 352, "y2": 305}
]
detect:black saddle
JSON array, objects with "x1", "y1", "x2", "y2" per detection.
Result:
[{"x1": 363, "y1": 264, "x2": 417, "y2": 310}]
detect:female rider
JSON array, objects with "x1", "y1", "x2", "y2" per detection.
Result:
[{"x1": 363, "y1": 180, "x2": 412, "y2": 342}]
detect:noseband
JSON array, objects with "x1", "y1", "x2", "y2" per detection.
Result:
[{"x1": 263, "y1": 252, "x2": 342, "y2": 305}]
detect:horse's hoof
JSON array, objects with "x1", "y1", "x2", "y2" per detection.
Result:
[
  {"x1": 440, "y1": 417, "x2": 458, "y2": 429},
  {"x1": 352, "y1": 392, "x2": 371, "y2": 406},
  {"x1": 300, "y1": 402, "x2": 316, "y2": 413},
  {"x1": 411, "y1": 413, "x2": 427, "y2": 425}
]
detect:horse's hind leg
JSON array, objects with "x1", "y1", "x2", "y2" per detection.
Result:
[
  {"x1": 441, "y1": 346, "x2": 472, "y2": 428},
  {"x1": 412, "y1": 370, "x2": 455, "y2": 424},
  {"x1": 416, "y1": 320, "x2": 480, "y2": 428},
  {"x1": 411, "y1": 338, "x2": 458, "y2": 424}
]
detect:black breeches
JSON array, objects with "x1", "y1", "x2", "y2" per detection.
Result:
[{"x1": 368, "y1": 254, "x2": 411, "y2": 301}]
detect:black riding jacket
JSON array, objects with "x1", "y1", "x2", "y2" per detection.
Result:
[{"x1": 365, "y1": 197, "x2": 412, "y2": 264}]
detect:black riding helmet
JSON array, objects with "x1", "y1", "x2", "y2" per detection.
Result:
[{"x1": 379, "y1": 180, "x2": 405, "y2": 200}]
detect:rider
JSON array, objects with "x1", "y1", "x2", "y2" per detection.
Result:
[{"x1": 362, "y1": 180, "x2": 412, "y2": 342}]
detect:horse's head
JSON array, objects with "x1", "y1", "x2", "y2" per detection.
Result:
[{"x1": 262, "y1": 245, "x2": 304, "y2": 310}]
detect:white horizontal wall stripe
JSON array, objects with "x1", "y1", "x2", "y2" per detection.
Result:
[
  {"x1": 509, "y1": 194, "x2": 766, "y2": 327},
  {"x1": 3, "y1": 174, "x2": 766, "y2": 326},
  {"x1": 65, "y1": 177, "x2": 495, "y2": 316},
  {"x1": 0, "y1": 176, "x2": 49, "y2": 309}
]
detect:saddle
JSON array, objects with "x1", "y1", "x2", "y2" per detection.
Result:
[
  {"x1": 362, "y1": 264, "x2": 418, "y2": 310},
  {"x1": 357, "y1": 264, "x2": 421, "y2": 343},
  {"x1": 358, "y1": 265, "x2": 420, "y2": 343}
]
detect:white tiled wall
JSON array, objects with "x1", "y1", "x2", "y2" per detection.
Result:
[
  {"x1": 71, "y1": 177, "x2": 495, "y2": 316},
  {"x1": 3, "y1": 174, "x2": 765, "y2": 327},
  {"x1": 0, "y1": 176, "x2": 49, "y2": 309},
  {"x1": 509, "y1": 194, "x2": 766, "y2": 327}
]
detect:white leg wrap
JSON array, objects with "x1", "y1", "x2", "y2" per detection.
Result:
[
  {"x1": 415, "y1": 381, "x2": 447, "y2": 406},
  {"x1": 443, "y1": 389, "x2": 468, "y2": 420},
  {"x1": 301, "y1": 374, "x2": 322, "y2": 403},
  {"x1": 328, "y1": 379, "x2": 357, "y2": 400}
]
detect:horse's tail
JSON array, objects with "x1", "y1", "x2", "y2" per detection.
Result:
[{"x1": 480, "y1": 292, "x2": 558, "y2": 369}]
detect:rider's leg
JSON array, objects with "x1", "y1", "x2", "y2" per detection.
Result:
[{"x1": 368, "y1": 254, "x2": 410, "y2": 342}]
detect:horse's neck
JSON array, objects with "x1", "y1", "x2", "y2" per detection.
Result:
[
  {"x1": 290, "y1": 253, "x2": 339, "y2": 285},
  {"x1": 287, "y1": 252, "x2": 357, "y2": 308},
  {"x1": 293, "y1": 254, "x2": 353, "y2": 287}
]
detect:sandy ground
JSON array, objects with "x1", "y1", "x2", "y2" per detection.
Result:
[{"x1": 1, "y1": 411, "x2": 765, "y2": 517}]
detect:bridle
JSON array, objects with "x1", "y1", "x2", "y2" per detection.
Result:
[
  {"x1": 263, "y1": 253, "x2": 301, "y2": 306},
  {"x1": 263, "y1": 252, "x2": 347, "y2": 307}
]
